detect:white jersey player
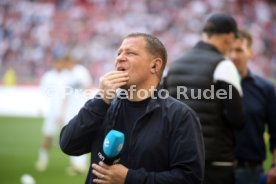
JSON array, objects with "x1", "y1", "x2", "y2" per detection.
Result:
[
  {"x1": 36, "y1": 59, "x2": 67, "y2": 171},
  {"x1": 63, "y1": 57, "x2": 93, "y2": 175}
]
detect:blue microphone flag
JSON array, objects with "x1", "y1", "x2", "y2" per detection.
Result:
[{"x1": 103, "y1": 130, "x2": 125, "y2": 158}]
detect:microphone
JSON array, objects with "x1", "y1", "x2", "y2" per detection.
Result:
[{"x1": 99, "y1": 130, "x2": 125, "y2": 165}]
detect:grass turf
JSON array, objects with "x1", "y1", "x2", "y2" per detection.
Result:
[{"x1": 0, "y1": 116, "x2": 87, "y2": 184}]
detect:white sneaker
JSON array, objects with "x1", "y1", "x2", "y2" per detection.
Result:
[{"x1": 35, "y1": 160, "x2": 48, "y2": 172}]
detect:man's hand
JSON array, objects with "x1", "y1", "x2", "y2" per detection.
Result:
[
  {"x1": 92, "y1": 161, "x2": 128, "y2": 184},
  {"x1": 98, "y1": 71, "x2": 129, "y2": 104},
  {"x1": 267, "y1": 167, "x2": 276, "y2": 184}
]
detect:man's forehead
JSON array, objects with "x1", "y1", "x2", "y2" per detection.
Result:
[
  {"x1": 235, "y1": 38, "x2": 247, "y2": 45},
  {"x1": 233, "y1": 39, "x2": 244, "y2": 47},
  {"x1": 232, "y1": 39, "x2": 250, "y2": 52}
]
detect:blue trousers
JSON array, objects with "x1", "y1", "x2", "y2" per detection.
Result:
[{"x1": 235, "y1": 165, "x2": 264, "y2": 184}]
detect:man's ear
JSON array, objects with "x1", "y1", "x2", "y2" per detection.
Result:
[{"x1": 150, "y1": 58, "x2": 162, "y2": 74}]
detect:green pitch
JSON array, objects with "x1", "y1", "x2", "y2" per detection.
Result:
[
  {"x1": 0, "y1": 116, "x2": 87, "y2": 184},
  {"x1": 264, "y1": 131, "x2": 273, "y2": 173}
]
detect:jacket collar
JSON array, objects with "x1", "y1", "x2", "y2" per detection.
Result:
[
  {"x1": 115, "y1": 87, "x2": 161, "y2": 113},
  {"x1": 243, "y1": 69, "x2": 255, "y2": 81},
  {"x1": 108, "y1": 86, "x2": 162, "y2": 126}
]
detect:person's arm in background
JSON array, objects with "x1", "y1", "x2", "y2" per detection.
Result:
[
  {"x1": 213, "y1": 60, "x2": 245, "y2": 129},
  {"x1": 266, "y1": 84, "x2": 276, "y2": 184},
  {"x1": 75, "y1": 64, "x2": 93, "y2": 89}
]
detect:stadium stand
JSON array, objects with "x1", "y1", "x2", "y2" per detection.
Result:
[{"x1": 0, "y1": 0, "x2": 275, "y2": 85}]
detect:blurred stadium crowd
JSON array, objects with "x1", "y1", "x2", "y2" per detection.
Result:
[{"x1": 0, "y1": 0, "x2": 275, "y2": 85}]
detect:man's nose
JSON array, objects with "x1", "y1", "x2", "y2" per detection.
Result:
[{"x1": 116, "y1": 53, "x2": 127, "y2": 63}]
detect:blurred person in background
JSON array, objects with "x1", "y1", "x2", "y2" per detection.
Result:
[
  {"x1": 35, "y1": 58, "x2": 67, "y2": 172},
  {"x1": 60, "y1": 33, "x2": 204, "y2": 184},
  {"x1": 62, "y1": 55, "x2": 93, "y2": 175},
  {"x1": 229, "y1": 29, "x2": 276, "y2": 184},
  {"x1": 165, "y1": 13, "x2": 245, "y2": 184}
]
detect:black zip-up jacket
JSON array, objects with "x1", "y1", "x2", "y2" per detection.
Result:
[{"x1": 60, "y1": 92, "x2": 205, "y2": 184}]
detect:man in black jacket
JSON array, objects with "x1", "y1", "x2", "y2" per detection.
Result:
[
  {"x1": 165, "y1": 13, "x2": 245, "y2": 184},
  {"x1": 60, "y1": 33, "x2": 204, "y2": 184}
]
